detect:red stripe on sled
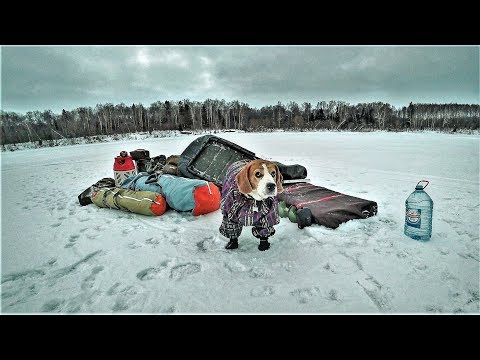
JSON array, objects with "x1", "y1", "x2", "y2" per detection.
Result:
[
  {"x1": 296, "y1": 194, "x2": 344, "y2": 208},
  {"x1": 283, "y1": 184, "x2": 316, "y2": 192}
]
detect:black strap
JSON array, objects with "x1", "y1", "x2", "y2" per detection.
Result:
[{"x1": 112, "y1": 190, "x2": 130, "y2": 212}]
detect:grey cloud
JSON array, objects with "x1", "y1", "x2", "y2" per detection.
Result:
[{"x1": 2, "y1": 45, "x2": 478, "y2": 114}]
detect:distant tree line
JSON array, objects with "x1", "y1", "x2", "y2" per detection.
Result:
[{"x1": 1, "y1": 99, "x2": 479, "y2": 145}]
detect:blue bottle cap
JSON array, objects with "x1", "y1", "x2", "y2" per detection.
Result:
[{"x1": 415, "y1": 185, "x2": 424, "y2": 190}]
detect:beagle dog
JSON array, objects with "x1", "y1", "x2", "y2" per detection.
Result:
[
  {"x1": 236, "y1": 159, "x2": 283, "y2": 200},
  {"x1": 219, "y1": 159, "x2": 283, "y2": 251}
]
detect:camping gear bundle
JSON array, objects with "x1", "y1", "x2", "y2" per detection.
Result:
[
  {"x1": 78, "y1": 135, "x2": 378, "y2": 227},
  {"x1": 79, "y1": 148, "x2": 220, "y2": 217},
  {"x1": 121, "y1": 172, "x2": 220, "y2": 216}
]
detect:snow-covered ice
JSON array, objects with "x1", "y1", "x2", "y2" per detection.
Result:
[{"x1": 1, "y1": 131, "x2": 479, "y2": 313}]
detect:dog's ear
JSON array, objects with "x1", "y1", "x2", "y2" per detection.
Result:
[
  {"x1": 236, "y1": 163, "x2": 253, "y2": 194},
  {"x1": 275, "y1": 164, "x2": 284, "y2": 194}
]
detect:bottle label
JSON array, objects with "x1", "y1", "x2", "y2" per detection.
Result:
[{"x1": 406, "y1": 208, "x2": 421, "y2": 228}]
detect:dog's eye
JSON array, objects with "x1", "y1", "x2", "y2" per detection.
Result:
[
  {"x1": 255, "y1": 171, "x2": 262, "y2": 178},
  {"x1": 271, "y1": 171, "x2": 276, "y2": 178}
]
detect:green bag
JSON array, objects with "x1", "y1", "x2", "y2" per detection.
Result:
[{"x1": 92, "y1": 188, "x2": 167, "y2": 216}]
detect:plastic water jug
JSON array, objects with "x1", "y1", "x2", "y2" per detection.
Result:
[
  {"x1": 113, "y1": 151, "x2": 136, "y2": 187},
  {"x1": 404, "y1": 180, "x2": 433, "y2": 241}
]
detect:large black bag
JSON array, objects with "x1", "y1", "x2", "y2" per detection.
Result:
[{"x1": 274, "y1": 161, "x2": 307, "y2": 180}]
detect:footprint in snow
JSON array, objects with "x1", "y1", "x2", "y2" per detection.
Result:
[
  {"x1": 196, "y1": 239, "x2": 208, "y2": 252},
  {"x1": 328, "y1": 289, "x2": 340, "y2": 302},
  {"x1": 41, "y1": 299, "x2": 66, "y2": 312},
  {"x1": 145, "y1": 237, "x2": 160, "y2": 247},
  {"x1": 46, "y1": 258, "x2": 57, "y2": 266},
  {"x1": 250, "y1": 286, "x2": 275, "y2": 297},
  {"x1": 280, "y1": 261, "x2": 296, "y2": 272},
  {"x1": 172, "y1": 227, "x2": 185, "y2": 234},
  {"x1": 339, "y1": 251, "x2": 364, "y2": 271},
  {"x1": 440, "y1": 270, "x2": 458, "y2": 282},
  {"x1": 69, "y1": 234, "x2": 80, "y2": 242},
  {"x1": 290, "y1": 287, "x2": 322, "y2": 304},
  {"x1": 196, "y1": 236, "x2": 218, "y2": 252},
  {"x1": 137, "y1": 260, "x2": 171, "y2": 281},
  {"x1": 81, "y1": 266, "x2": 104, "y2": 290},
  {"x1": 127, "y1": 242, "x2": 143, "y2": 249},
  {"x1": 224, "y1": 261, "x2": 249, "y2": 273},
  {"x1": 356, "y1": 275, "x2": 393, "y2": 312},
  {"x1": 112, "y1": 298, "x2": 129, "y2": 312},
  {"x1": 248, "y1": 267, "x2": 273, "y2": 279},
  {"x1": 163, "y1": 305, "x2": 178, "y2": 313},
  {"x1": 169, "y1": 263, "x2": 201, "y2": 281},
  {"x1": 106, "y1": 282, "x2": 122, "y2": 296},
  {"x1": 109, "y1": 284, "x2": 145, "y2": 312},
  {"x1": 170, "y1": 237, "x2": 181, "y2": 246},
  {"x1": 323, "y1": 263, "x2": 335, "y2": 273},
  {"x1": 425, "y1": 305, "x2": 444, "y2": 313}
]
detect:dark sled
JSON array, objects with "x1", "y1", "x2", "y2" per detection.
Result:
[
  {"x1": 277, "y1": 182, "x2": 378, "y2": 229},
  {"x1": 178, "y1": 135, "x2": 307, "y2": 187}
]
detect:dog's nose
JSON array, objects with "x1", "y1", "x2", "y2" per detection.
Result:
[{"x1": 266, "y1": 183, "x2": 276, "y2": 192}]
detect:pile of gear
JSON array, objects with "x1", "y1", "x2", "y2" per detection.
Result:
[{"x1": 77, "y1": 134, "x2": 377, "y2": 228}]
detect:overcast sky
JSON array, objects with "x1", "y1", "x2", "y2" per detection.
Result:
[{"x1": 1, "y1": 46, "x2": 478, "y2": 114}]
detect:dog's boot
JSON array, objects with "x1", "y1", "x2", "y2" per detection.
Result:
[
  {"x1": 258, "y1": 238, "x2": 270, "y2": 251},
  {"x1": 225, "y1": 238, "x2": 239, "y2": 250}
]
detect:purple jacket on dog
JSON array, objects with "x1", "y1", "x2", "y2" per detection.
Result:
[{"x1": 219, "y1": 160, "x2": 280, "y2": 239}]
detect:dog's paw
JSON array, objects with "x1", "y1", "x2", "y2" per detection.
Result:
[
  {"x1": 225, "y1": 239, "x2": 239, "y2": 250},
  {"x1": 258, "y1": 240, "x2": 270, "y2": 251}
]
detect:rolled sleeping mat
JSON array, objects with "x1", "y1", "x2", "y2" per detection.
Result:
[{"x1": 91, "y1": 188, "x2": 167, "y2": 216}]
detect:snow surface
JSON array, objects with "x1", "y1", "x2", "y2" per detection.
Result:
[{"x1": 1, "y1": 131, "x2": 479, "y2": 314}]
